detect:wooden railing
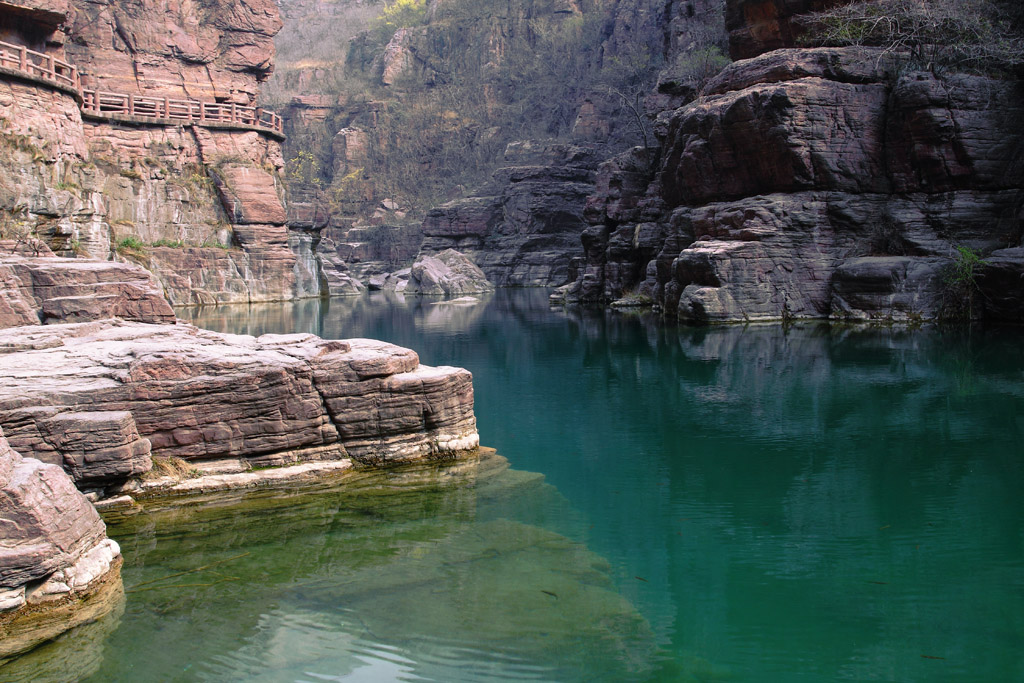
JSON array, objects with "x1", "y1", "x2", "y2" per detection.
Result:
[
  {"x1": 0, "y1": 38, "x2": 283, "y2": 137},
  {"x1": 0, "y1": 39, "x2": 77, "y2": 90},
  {"x1": 80, "y1": 90, "x2": 284, "y2": 134}
]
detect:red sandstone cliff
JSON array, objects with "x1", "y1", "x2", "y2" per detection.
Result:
[{"x1": 0, "y1": 0, "x2": 301, "y2": 305}]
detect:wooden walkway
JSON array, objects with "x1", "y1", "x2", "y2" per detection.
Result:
[{"x1": 0, "y1": 39, "x2": 283, "y2": 136}]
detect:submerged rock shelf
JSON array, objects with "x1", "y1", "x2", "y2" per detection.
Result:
[{"x1": 0, "y1": 255, "x2": 482, "y2": 659}]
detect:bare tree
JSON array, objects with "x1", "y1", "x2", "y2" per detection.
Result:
[{"x1": 799, "y1": 0, "x2": 1024, "y2": 73}]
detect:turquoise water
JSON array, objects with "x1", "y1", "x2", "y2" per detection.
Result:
[{"x1": 10, "y1": 291, "x2": 1024, "y2": 681}]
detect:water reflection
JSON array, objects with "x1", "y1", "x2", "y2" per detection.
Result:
[
  {"x1": 157, "y1": 295, "x2": 1024, "y2": 680},
  {"x1": 78, "y1": 452, "x2": 660, "y2": 682}
]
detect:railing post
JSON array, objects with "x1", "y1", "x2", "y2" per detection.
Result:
[
  {"x1": 19, "y1": 46, "x2": 26, "y2": 72},
  {"x1": 163, "y1": 97, "x2": 169, "y2": 119},
  {"x1": 230, "y1": 102, "x2": 237, "y2": 124},
  {"x1": 199, "y1": 101, "x2": 206, "y2": 123},
  {"x1": 71, "y1": 65, "x2": 78, "y2": 91},
  {"x1": 128, "y1": 94, "x2": 135, "y2": 117}
]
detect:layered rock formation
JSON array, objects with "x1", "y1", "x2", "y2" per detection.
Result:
[
  {"x1": 0, "y1": 255, "x2": 174, "y2": 327},
  {"x1": 419, "y1": 142, "x2": 600, "y2": 286},
  {"x1": 0, "y1": 0, "x2": 303, "y2": 305},
  {"x1": 0, "y1": 429, "x2": 123, "y2": 661},
  {"x1": 65, "y1": 0, "x2": 282, "y2": 104},
  {"x1": 0, "y1": 256, "x2": 479, "y2": 495},
  {"x1": 565, "y1": 41, "x2": 1024, "y2": 322}
]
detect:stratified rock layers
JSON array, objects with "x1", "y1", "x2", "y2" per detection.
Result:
[
  {"x1": 568, "y1": 47, "x2": 1024, "y2": 322},
  {"x1": 420, "y1": 142, "x2": 600, "y2": 287},
  {"x1": 0, "y1": 430, "x2": 123, "y2": 660},
  {"x1": 0, "y1": 318, "x2": 479, "y2": 488},
  {"x1": 0, "y1": 0, "x2": 301, "y2": 305}
]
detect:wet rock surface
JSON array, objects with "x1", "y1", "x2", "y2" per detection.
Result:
[{"x1": 0, "y1": 428, "x2": 123, "y2": 660}]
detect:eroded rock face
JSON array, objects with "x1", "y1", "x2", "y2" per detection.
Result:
[
  {"x1": 0, "y1": 0, "x2": 303, "y2": 305},
  {"x1": 0, "y1": 318, "x2": 479, "y2": 487},
  {"x1": 0, "y1": 256, "x2": 175, "y2": 328},
  {"x1": 420, "y1": 142, "x2": 600, "y2": 287},
  {"x1": 65, "y1": 0, "x2": 282, "y2": 104},
  {"x1": 405, "y1": 250, "x2": 495, "y2": 295},
  {"x1": 566, "y1": 47, "x2": 1024, "y2": 322},
  {"x1": 0, "y1": 429, "x2": 123, "y2": 660}
]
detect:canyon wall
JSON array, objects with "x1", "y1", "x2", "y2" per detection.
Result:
[
  {"x1": 271, "y1": 0, "x2": 727, "y2": 288},
  {"x1": 0, "y1": 0, "x2": 305, "y2": 305},
  {"x1": 562, "y1": 1, "x2": 1024, "y2": 322}
]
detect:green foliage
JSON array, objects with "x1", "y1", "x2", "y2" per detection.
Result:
[
  {"x1": 151, "y1": 239, "x2": 187, "y2": 248},
  {"x1": 799, "y1": 0, "x2": 1024, "y2": 73},
  {"x1": 53, "y1": 179, "x2": 80, "y2": 193},
  {"x1": 942, "y1": 245, "x2": 988, "y2": 320},
  {"x1": 286, "y1": 150, "x2": 324, "y2": 189},
  {"x1": 114, "y1": 235, "x2": 147, "y2": 257},
  {"x1": 374, "y1": 0, "x2": 428, "y2": 37},
  {"x1": 119, "y1": 168, "x2": 143, "y2": 180}
]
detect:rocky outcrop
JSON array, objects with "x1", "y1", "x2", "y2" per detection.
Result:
[
  {"x1": 0, "y1": 313, "x2": 479, "y2": 492},
  {"x1": 420, "y1": 141, "x2": 600, "y2": 287},
  {"x1": 65, "y1": 0, "x2": 282, "y2": 105},
  {"x1": 316, "y1": 219, "x2": 423, "y2": 294},
  {"x1": 0, "y1": 256, "x2": 175, "y2": 327},
  {"x1": 565, "y1": 46, "x2": 1024, "y2": 322},
  {"x1": 0, "y1": 0, "x2": 305, "y2": 305},
  {"x1": 403, "y1": 250, "x2": 494, "y2": 295},
  {"x1": 0, "y1": 429, "x2": 123, "y2": 660}
]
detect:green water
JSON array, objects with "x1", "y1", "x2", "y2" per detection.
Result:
[{"x1": 10, "y1": 291, "x2": 1024, "y2": 681}]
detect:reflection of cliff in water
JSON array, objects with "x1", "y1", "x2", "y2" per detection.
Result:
[
  {"x1": 71, "y1": 452, "x2": 659, "y2": 681},
  {"x1": 177, "y1": 290, "x2": 498, "y2": 342}
]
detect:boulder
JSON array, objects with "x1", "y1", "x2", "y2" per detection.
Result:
[
  {"x1": 406, "y1": 250, "x2": 494, "y2": 295},
  {"x1": 0, "y1": 428, "x2": 123, "y2": 659}
]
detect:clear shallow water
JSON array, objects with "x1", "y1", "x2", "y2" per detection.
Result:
[{"x1": 9, "y1": 291, "x2": 1024, "y2": 681}]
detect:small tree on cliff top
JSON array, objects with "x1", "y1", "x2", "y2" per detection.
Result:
[{"x1": 799, "y1": 0, "x2": 1024, "y2": 73}]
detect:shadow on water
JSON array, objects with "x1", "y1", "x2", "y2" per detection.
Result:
[{"x1": 22, "y1": 292, "x2": 1024, "y2": 681}]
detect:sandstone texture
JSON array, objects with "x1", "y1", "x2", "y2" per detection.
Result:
[
  {"x1": 0, "y1": 315, "x2": 479, "y2": 490},
  {"x1": 0, "y1": 256, "x2": 175, "y2": 328},
  {"x1": 566, "y1": 46, "x2": 1024, "y2": 322},
  {"x1": 420, "y1": 142, "x2": 600, "y2": 287},
  {"x1": 404, "y1": 250, "x2": 494, "y2": 296},
  {"x1": 65, "y1": 0, "x2": 282, "y2": 104},
  {"x1": 0, "y1": 428, "x2": 123, "y2": 660},
  {"x1": 0, "y1": 0, "x2": 304, "y2": 305}
]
